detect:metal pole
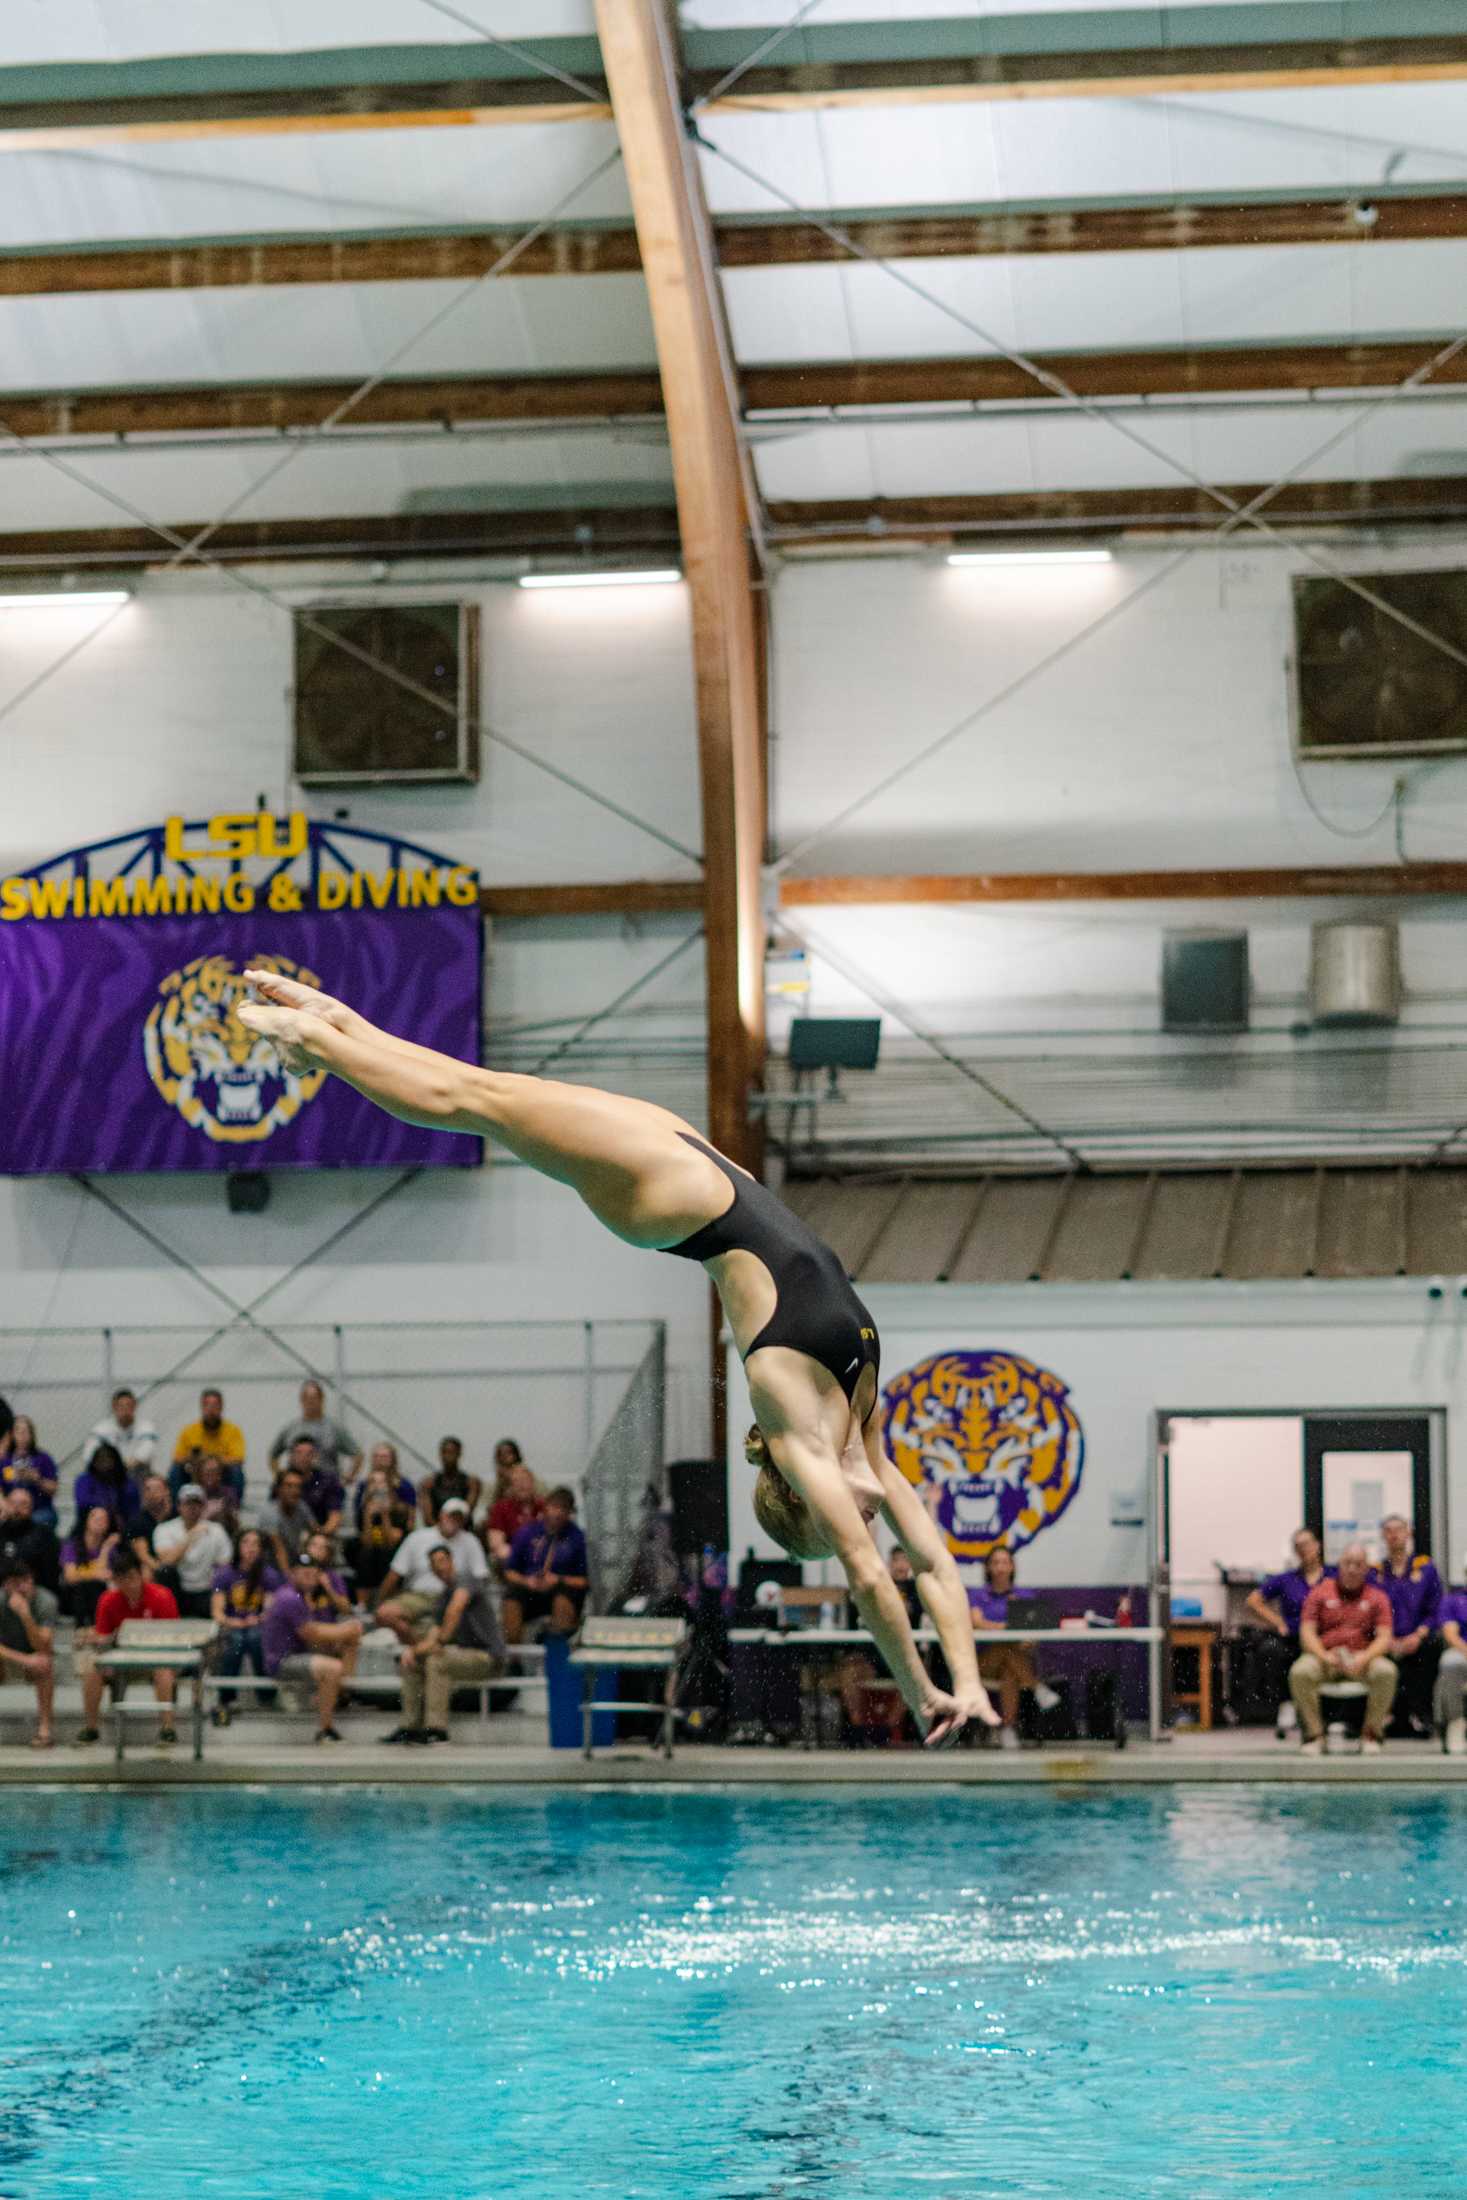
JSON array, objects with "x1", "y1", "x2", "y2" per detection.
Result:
[
  {"x1": 102, "y1": 1327, "x2": 114, "y2": 1395},
  {"x1": 583, "y1": 1322, "x2": 597, "y2": 1467},
  {"x1": 1147, "y1": 1409, "x2": 1164, "y2": 1745}
]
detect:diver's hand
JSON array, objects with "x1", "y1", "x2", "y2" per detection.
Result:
[
  {"x1": 920, "y1": 1682, "x2": 1001, "y2": 1749},
  {"x1": 236, "y1": 1000, "x2": 324, "y2": 1077},
  {"x1": 241, "y1": 968, "x2": 359, "y2": 1033}
]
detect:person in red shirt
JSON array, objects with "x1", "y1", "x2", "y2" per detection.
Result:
[
  {"x1": 1289, "y1": 1542, "x2": 1397, "y2": 1755},
  {"x1": 76, "y1": 1551, "x2": 180, "y2": 1748},
  {"x1": 485, "y1": 1461, "x2": 544, "y2": 1570}
]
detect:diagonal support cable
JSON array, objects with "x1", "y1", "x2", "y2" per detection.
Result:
[
  {"x1": 775, "y1": 345, "x2": 1467, "y2": 870},
  {"x1": 694, "y1": 131, "x2": 1467, "y2": 681},
  {"x1": 0, "y1": 145, "x2": 626, "y2": 731},
  {"x1": 415, "y1": 0, "x2": 610, "y2": 103},
  {"x1": 66, "y1": 1171, "x2": 442, "y2": 1476},
  {"x1": 778, "y1": 915, "x2": 1087, "y2": 1171},
  {"x1": 531, "y1": 925, "x2": 705, "y2": 1075},
  {"x1": 689, "y1": 0, "x2": 829, "y2": 113}
]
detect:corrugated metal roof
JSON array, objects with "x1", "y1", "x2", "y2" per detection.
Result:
[{"x1": 797, "y1": 1163, "x2": 1467, "y2": 1286}]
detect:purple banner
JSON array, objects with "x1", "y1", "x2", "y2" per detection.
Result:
[{"x1": 0, "y1": 906, "x2": 482, "y2": 1174}]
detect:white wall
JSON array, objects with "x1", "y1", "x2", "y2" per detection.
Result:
[
  {"x1": 0, "y1": 568, "x2": 713, "y2": 1467},
  {"x1": 726, "y1": 1277, "x2": 1467, "y2": 1589}
]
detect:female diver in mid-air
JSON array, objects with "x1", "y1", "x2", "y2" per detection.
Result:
[{"x1": 239, "y1": 969, "x2": 996, "y2": 1746}]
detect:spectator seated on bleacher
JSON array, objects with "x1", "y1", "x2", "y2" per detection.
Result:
[
  {"x1": 209, "y1": 1527, "x2": 282, "y2": 1726},
  {"x1": 73, "y1": 1442, "x2": 133, "y2": 1534},
  {"x1": 301, "y1": 1530, "x2": 354, "y2": 1617},
  {"x1": 0, "y1": 1416, "x2": 59, "y2": 1526},
  {"x1": 347, "y1": 1448, "x2": 416, "y2": 1597},
  {"x1": 418, "y1": 1435, "x2": 482, "y2": 1527},
  {"x1": 501, "y1": 1487, "x2": 589, "y2": 1646},
  {"x1": 383, "y1": 1542, "x2": 506, "y2": 1747},
  {"x1": 485, "y1": 1461, "x2": 543, "y2": 1569},
  {"x1": 76, "y1": 1551, "x2": 179, "y2": 1749},
  {"x1": 170, "y1": 1387, "x2": 247, "y2": 1502},
  {"x1": 375, "y1": 1500, "x2": 490, "y2": 1644},
  {"x1": 0, "y1": 1558, "x2": 55, "y2": 1749},
  {"x1": 268, "y1": 1379, "x2": 360, "y2": 1489},
  {"x1": 60, "y1": 1507, "x2": 121, "y2": 1626},
  {"x1": 1373, "y1": 1513, "x2": 1443, "y2": 1739},
  {"x1": 261, "y1": 1550, "x2": 363, "y2": 1744},
  {"x1": 125, "y1": 1475, "x2": 175, "y2": 1577},
  {"x1": 0, "y1": 1487, "x2": 59, "y2": 1617},
  {"x1": 1290, "y1": 1543, "x2": 1398, "y2": 1756},
  {"x1": 188, "y1": 1455, "x2": 239, "y2": 1533},
  {"x1": 285, "y1": 1435, "x2": 346, "y2": 1541},
  {"x1": 82, "y1": 1387, "x2": 157, "y2": 1493},
  {"x1": 258, "y1": 1463, "x2": 321, "y2": 1571},
  {"x1": 151, "y1": 1485, "x2": 233, "y2": 1620}
]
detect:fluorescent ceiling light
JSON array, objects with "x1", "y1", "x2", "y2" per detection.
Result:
[
  {"x1": 946, "y1": 549, "x2": 1113, "y2": 569},
  {"x1": 0, "y1": 589, "x2": 132, "y2": 608},
  {"x1": 518, "y1": 568, "x2": 682, "y2": 591}
]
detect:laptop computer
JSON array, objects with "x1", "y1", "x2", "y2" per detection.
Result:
[{"x1": 1005, "y1": 1594, "x2": 1059, "y2": 1629}]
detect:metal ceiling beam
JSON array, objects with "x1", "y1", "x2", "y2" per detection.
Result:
[
  {"x1": 594, "y1": 0, "x2": 767, "y2": 1172},
  {"x1": 10, "y1": 192, "x2": 1467, "y2": 296},
  {"x1": 10, "y1": 339, "x2": 1467, "y2": 444}
]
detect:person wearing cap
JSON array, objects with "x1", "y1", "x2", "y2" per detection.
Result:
[
  {"x1": 373, "y1": 1498, "x2": 489, "y2": 1646},
  {"x1": 384, "y1": 1541, "x2": 506, "y2": 1746},
  {"x1": 261, "y1": 1550, "x2": 363, "y2": 1744},
  {"x1": 150, "y1": 1483, "x2": 233, "y2": 1620}
]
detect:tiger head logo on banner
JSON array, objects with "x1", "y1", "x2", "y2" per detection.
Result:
[
  {"x1": 882, "y1": 1349, "x2": 1085, "y2": 1562},
  {"x1": 143, "y1": 952, "x2": 328, "y2": 1145}
]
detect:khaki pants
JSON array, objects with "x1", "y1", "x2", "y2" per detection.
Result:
[
  {"x1": 1289, "y1": 1651, "x2": 1397, "y2": 1740},
  {"x1": 402, "y1": 1646, "x2": 501, "y2": 1730}
]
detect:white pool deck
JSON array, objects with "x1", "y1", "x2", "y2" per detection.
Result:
[{"x1": 4, "y1": 1717, "x2": 1467, "y2": 1787}]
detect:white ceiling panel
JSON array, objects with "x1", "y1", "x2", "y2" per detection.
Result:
[
  {"x1": 0, "y1": 2, "x2": 597, "y2": 66},
  {"x1": 683, "y1": 1, "x2": 1297, "y2": 20},
  {"x1": 0, "y1": 273, "x2": 655, "y2": 392},
  {"x1": 0, "y1": 122, "x2": 628, "y2": 248},
  {"x1": 699, "y1": 82, "x2": 1467, "y2": 217},
  {"x1": 748, "y1": 419, "x2": 879, "y2": 503},
  {"x1": 0, "y1": 428, "x2": 674, "y2": 531}
]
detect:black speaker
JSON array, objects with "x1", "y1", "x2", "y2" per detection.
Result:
[
  {"x1": 1161, "y1": 930, "x2": 1250, "y2": 1032},
  {"x1": 225, "y1": 1171, "x2": 270, "y2": 1214},
  {"x1": 666, "y1": 1458, "x2": 728, "y2": 1556}
]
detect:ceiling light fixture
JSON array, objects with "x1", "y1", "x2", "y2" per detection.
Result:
[
  {"x1": 0, "y1": 588, "x2": 133, "y2": 608},
  {"x1": 945, "y1": 549, "x2": 1114, "y2": 569},
  {"x1": 518, "y1": 568, "x2": 682, "y2": 591}
]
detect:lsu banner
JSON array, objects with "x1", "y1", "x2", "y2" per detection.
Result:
[{"x1": 0, "y1": 818, "x2": 483, "y2": 1175}]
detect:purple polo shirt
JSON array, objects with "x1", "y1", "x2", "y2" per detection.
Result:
[
  {"x1": 305, "y1": 1470, "x2": 346, "y2": 1525},
  {"x1": 1439, "y1": 1589, "x2": 1467, "y2": 1637},
  {"x1": 260, "y1": 1585, "x2": 311, "y2": 1673},
  {"x1": 1371, "y1": 1557, "x2": 1442, "y2": 1636},
  {"x1": 1259, "y1": 1566, "x2": 1333, "y2": 1639},
  {"x1": 507, "y1": 1519, "x2": 588, "y2": 1582},
  {"x1": 968, "y1": 1585, "x2": 1009, "y2": 1626}
]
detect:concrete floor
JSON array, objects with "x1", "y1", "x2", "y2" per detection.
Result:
[{"x1": 3, "y1": 1720, "x2": 1467, "y2": 1787}]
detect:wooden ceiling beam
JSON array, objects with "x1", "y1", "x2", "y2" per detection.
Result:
[
  {"x1": 10, "y1": 193, "x2": 1467, "y2": 298},
  {"x1": 0, "y1": 506, "x2": 682, "y2": 570},
  {"x1": 4, "y1": 35, "x2": 1464, "y2": 146},
  {"x1": 0, "y1": 371, "x2": 664, "y2": 438},
  {"x1": 481, "y1": 879, "x2": 702, "y2": 918},
  {"x1": 595, "y1": 0, "x2": 766, "y2": 1172},
  {"x1": 780, "y1": 865, "x2": 1467, "y2": 906}
]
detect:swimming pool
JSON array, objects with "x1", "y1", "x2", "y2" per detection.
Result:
[{"x1": 1, "y1": 1784, "x2": 1463, "y2": 2198}]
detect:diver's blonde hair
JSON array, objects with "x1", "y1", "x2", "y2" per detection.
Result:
[{"x1": 746, "y1": 1426, "x2": 833, "y2": 1560}]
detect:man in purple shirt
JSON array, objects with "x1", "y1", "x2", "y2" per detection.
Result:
[
  {"x1": 1373, "y1": 1513, "x2": 1442, "y2": 1737},
  {"x1": 285, "y1": 1436, "x2": 345, "y2": 1541},
  {"x1": 1245, "y1": 1528, "x2": 1332, "y2": 1734},
  {"x1": 261, "y1": 1551, "x2": 363, "y2": 1743},
  {"x1": 1434, "y1": 1581, "x2": 1467, "y2": 1753},
  {"x1": 502, "y1": 1487, "x2": 589, "y2": 1644}
]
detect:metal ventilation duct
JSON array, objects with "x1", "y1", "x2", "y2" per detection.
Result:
[{"x1": 1310, "y1": 921, "x2": 1402, "y2": 1027}]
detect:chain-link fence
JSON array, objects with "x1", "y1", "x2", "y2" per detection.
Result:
[{"x1": 581, "y1": 1327, "x2": 666, "y2": 1609}]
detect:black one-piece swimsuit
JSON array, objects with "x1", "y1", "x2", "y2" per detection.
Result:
[{"x1": 659, "y1": 1134, "x2": 881, "y2": 1411}]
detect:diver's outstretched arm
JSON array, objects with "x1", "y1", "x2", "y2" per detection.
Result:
[
  {"x1": 238, "y1": 996, "x2": 489, "y2": 1136},
  {"x1": 876, "y1": 1459, "x2": 997, "y2": 1731}
]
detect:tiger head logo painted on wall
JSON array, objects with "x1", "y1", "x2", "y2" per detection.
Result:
[{"x1": 882, "y1": 1349, "x2": 1085, "y2": 1562}]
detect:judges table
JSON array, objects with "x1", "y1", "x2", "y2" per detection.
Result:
[
  {"x1": 728, "y1": 1626, "x2": 1165, "y2": 1748},
  {"x1": 95, "y1": 1620, "x2": 217, "y2": 1763}
]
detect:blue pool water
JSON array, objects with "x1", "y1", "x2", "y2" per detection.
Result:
[{"x1": 2, "y1": 1784, "x2": 1466, "y2": 2199}]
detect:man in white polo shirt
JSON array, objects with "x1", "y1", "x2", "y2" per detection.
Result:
[
  {"x1": 372, "y1": 1499, "x2": 487, "y2": 1645},
  {"x1": 151, "y1": 1483, "x2": 232, "y2": 1621}
]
